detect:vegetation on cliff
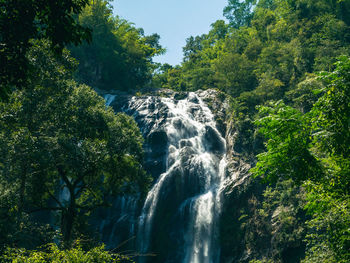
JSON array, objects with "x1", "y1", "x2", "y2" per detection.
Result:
[
  {"x1": 0, "y1": 0, "x2": 157, "y2": 260},
  {"x1": 153, "y1": 0, "x2": 350, "y2": 262},
  {"x1": 0, "y1": 0, "x2": 349, "y2": 262},
  {"x1": 69, "y1": 0, "x2": 164, "y2": 91}
]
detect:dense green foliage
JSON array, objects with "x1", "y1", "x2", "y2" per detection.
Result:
[
  {"x1": 252, "y1": 57, "x2": 350, "y2": 262},
  {"x1": 155, "y1": 0, "x2": 350, "y2": 108},
  {"x1": 2, "y1": 243, "x2": 133, "y2": 262},
  {"x1": 224, "y1": 0, "x2": 256, "y2": 28},
  {"x1": 70, "y1": 0, "x2": 164, "y2": 91},
  {"x1": 0, "y1": 40, "x2": 148, "y2": 247},
  {"x1": 0, "y1": 0, "x2": 92, "y2": 99},
  {"x1": 1, "y1": 0, "x2": 349, "y2": 261},
  {"x1": 0, "y1": 0, "x2": 155, "y2": 258},
  {"x1": 153, "y1": 0, "x2": 350, "y2": 262}
]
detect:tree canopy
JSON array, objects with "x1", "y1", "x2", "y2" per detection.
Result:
[
  {"x1": 0, "y1": 40, "x2": 148, "y2": 246},
  {"x1": 152, "y1": 1, "x2": 350, "y2": 262},
  {"x1": 1, "y1": 0, "x2": 350, "y2": 261},
  {"x1": 252, "y1": 57, "x2": 350, "y2": 262},
  {"x1": 70, "y1": 0, "x2": 165, "y2": 91},
  {"x1": 0, "y1": 0, "x2": 92, "y2": 99}
]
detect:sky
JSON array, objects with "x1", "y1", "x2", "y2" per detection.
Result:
[{"x1": 112, "y1": 0, "x2": 228, "y2": 66}]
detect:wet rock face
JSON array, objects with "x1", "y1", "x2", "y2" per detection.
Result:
[
  {"x1": 124, "y1": 91, "x2": 228, "y2": 263},
  {"x1": 124, "y1": 96, "x2": 170, "y2": 179},
  {"x1": 144, "y1": 130, "x2": 168, "y2": 177},
  {"x1": 97, "y1": 89, "x2": 255, "y2": 263},
  {"x1": 96, "y1": 88, "x2": 305, "y2": 263},
  {"x1": 204, "y1": 125, "x2": 226, "y2": 154},
  {"x1": 122, "y1": 90, "x2": 228, "y2": 180}
]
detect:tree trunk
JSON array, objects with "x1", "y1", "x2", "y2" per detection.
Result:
[
  {"x1": 57, "y1": 165, "x2": 76, "y2": 246},
  {"x1": 61, "y1": 199, "x2": 75, "y2": 247},
  {"x1": 18, "y1": 165, "x2": 27, "y2": 222}
]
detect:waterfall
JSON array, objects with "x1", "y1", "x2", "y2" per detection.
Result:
[
  {"x1": 104, "y1": 94, "x2": 117, "y2": 106},
  {"x1": 126, "y1": 92, "x2": 227, "y2": 263}
]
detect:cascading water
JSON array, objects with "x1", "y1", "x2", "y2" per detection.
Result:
[
  {"x1": 125, "y1": 92, "x2": 227, "y2": 263},
  {"x1": 104, "y1": 94, "x2": 117, "y2": 106}
]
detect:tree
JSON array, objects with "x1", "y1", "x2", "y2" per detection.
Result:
[
  {"x1": 251, "y1": 57, "x2": 350, "y2": 262},
  {"x1": 208, "y1": 20, "x2": 229, "y2": 42},
  {"x1": 0, "y1": 41, "x2": 148, "y2": 245},
  {"x1": 70, "y1": 0, "x2": 164, "y2": 91},
  {"x1": 0, "y1": 0, "x2": 92, "y2": 99},
  {"x1": 182, "y1": 35, "x2": 205, "y2": 62},
  {"x1": 313, "y1": 55, "x2": 350, "y2": 158},
  {"x1": 224, "y1": 0, "x2": 257, "y2": 28},
  {"x1": 214, "y1": 52, "x2": 257, "y2": 97},
  {"x1": 2, "y1": 243, "x2": 133, "y2": 262},
  {"x1": 251, "y1": 100, "x2": 321, "y2": 183}
]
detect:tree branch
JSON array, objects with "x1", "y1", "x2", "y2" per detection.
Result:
[
  {"x1": 46, "y1": 186, "x2": 65, "y2": 209},
  {"x1": 26, "y1": 206, "x2": 63, "y2": 213},
  {"x1": 75, "y1": 202, "x2": 111, "y2": 212}
]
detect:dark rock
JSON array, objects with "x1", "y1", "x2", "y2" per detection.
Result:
[
  {"x1": 204, "y1": 125, "x2": 225, "y2": 154},
  {"x1": 173, "y1": 92, "x2": 187, "y2": 101},
  {"x1": 93, "y1": 88, "x2": 265, "y2": 263}
]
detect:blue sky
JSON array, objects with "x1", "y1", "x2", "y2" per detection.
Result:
[{"x1": 112, "y1": 0, "x2": 228, "y2": 66}]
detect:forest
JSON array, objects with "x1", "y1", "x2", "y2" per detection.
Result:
[{"x1": 0, "y1": 0, "x2": 349, "y2": 262}]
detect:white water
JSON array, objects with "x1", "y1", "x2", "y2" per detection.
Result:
[
  {"x1": 184, "y1": 156, "x2": 227, "y2": 263},
  {"x1": 130, "y1": 92, "x2": 227, "y2": 263},
  {"x1": 104, "y1": 94, "x2": 117, "y2": 106}
]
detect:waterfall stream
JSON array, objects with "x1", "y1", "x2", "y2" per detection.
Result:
[
  {"x1": 104, "y1": 94, "x2": 117, "y2": 106},
  {"x1": 103, "y1": 91, "x2": 227, "y2": 262},
  {"x1": 129, "y1": 92, "x2": 226, "y2": 263}
]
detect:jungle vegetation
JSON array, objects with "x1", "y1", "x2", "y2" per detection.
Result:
[
  {"x1": 153, "y1": 0, "x2": 350, "y2": 262},
  {"x1": 0, "y1": 0, "x2": 349, "y2": 262}
]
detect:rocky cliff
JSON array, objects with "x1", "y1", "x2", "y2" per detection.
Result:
[{"x1": 93, "y1": 88, "x2": 304, "y2": 263}]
